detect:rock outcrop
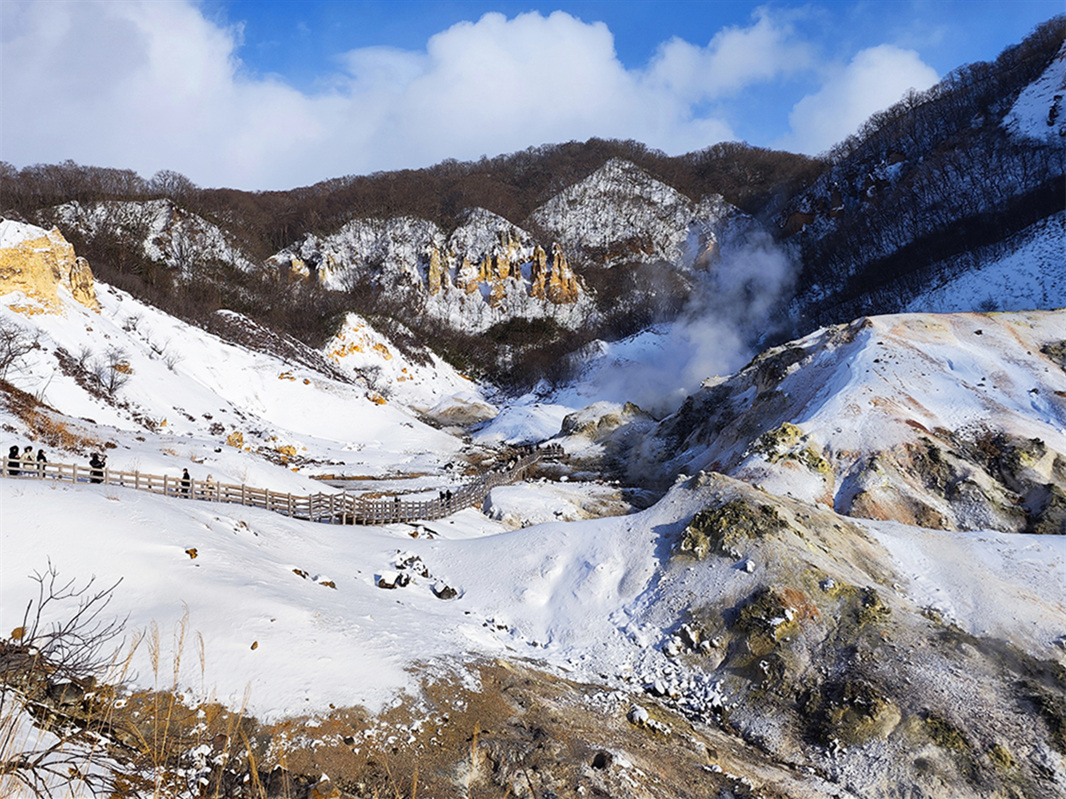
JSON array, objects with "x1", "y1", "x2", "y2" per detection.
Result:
[
  {"x1": 276, "y1": 208, "x2": 595, "y2": 333},
  {"x1": 0, "y1": 220, "x2": 99, "y2": 313}
]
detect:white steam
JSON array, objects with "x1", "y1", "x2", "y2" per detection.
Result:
[{"x1": 578, "y1": 230, "x2": 797, "y2": 416}]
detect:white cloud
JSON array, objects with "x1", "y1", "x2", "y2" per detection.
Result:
[
  {"x1": 1, "y1": 1, "x2": 938, "y2": 190},
  {"x1": 1, "y1": 0, "x2": 324, "y2": 188},
  {"x1": 645, "y1": 7, "x2": 815, "y2": 100},
  {"x1": 781, "y1": 44, "x2": 940, "y2": 155}
]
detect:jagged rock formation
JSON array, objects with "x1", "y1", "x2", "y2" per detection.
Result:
[
  {"x1": 528, "y1": 158, "x2": 738, "y2": 269},
  {"x1": 526, "y1": 157, "x2": 741, "y2": 270},
  {"x1": 0, "y1": 220, "x2": 99, "y2": 313},
  {"x1": 273, "y1": 208, "x2": 593, "y2": 333}
]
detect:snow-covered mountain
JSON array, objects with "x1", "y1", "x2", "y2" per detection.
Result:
[{"x1": 780, "y1": 23, "x2": 1065, "y2": 326}]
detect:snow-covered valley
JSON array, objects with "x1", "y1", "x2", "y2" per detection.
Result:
[{"x1": 1, "y1": 216, "x2": 1064, "y2": 798}]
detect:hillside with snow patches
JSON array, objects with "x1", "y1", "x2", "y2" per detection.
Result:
[
  {"x1": 527, "y1": 158, "x2": 738, "y2": 268},
  {"x1": 53, "y1": 200, "x2": 258, "y2": 275},
  {"x1": 1, "y1": 214, "x2": 1065, "y2": 797}
]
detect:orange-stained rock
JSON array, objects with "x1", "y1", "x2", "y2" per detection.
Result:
[
  {"x1": 427, "y1": 246, "x2": 444, "y2": 294},
  {"x1": 456, "y1": 256, "x2": 480, "y2": 294},
  {"x1": 529, "y1": 245, "x2": 548, "y2": 300},
  {"x1": 0, "y1": 225, "x2": 100, "y2": 313},
  {"x1": 546, "y1": 244, "x2": 579, "y2": 304}
]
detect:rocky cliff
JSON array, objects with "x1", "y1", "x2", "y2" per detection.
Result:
[
  {"x1": 0, "y1": 220, "x2": 99, "y2": 313},
  {"x1": 272, "y1": 207, "x2": 593, "y2": 334}
]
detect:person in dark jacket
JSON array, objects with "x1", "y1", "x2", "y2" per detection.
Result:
[
  {"x1": 180, "y1": 468, "x2": 191, "y2": 497},
  {"x1": 88, "y1": 453, "x2": 105, "y2": 484},
  {"x1": 8, "y1": 445, "x2": 21, "y2": 475},
  {"x1": 36, "y1": 448, "x2": 47, "y2": 477}
]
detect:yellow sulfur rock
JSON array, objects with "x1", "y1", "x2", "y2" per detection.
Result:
[{"x1": 0, "y1": 226, "x2": 100, "y2": 313}]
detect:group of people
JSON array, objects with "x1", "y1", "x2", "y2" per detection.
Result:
[
  {"x1": 6, "y1": 444, "x2": 47, "y2": 476},
  {"x1": 4, "y1": 447, "x2": 226, "y2": 504}
]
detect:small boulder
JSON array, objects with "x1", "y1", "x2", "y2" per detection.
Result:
[
  {"x1": 376, "y1": 571, "x2": 410, "y2": 589},
  {"x1": 433, "y1": 582, "x2": 458, "y2": 600}
]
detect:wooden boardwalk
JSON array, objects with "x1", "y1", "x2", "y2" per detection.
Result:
[{"x1": 0, "y1": 445, "x2": 564, "y2": 525}]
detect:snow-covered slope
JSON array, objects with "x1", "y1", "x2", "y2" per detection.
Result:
[
  {"x1": 0, "y1": 223, "x2": 465, "y2": 488},
  {"x1": 1003, "y1": 39, "x2": 1066, "y2": 142},
  {"x1": 780, "y1": 24, "x2": 1066, "y2": 330},
  {"x1": 905, "y1": 212, "x2": 1066, "y2": 313},
  {"x1": 325, "y1": 312, "x2": 496, "y2": 421},
  {"x1": 632, "y1": 309, "x2": 1066, "y2": 533},
  {"x1": 3, "y1": 466, "x2": 1063, "y2": 797}
]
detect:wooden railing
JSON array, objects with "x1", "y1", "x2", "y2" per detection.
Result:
[{"x1": 0, "y1": 445, "x2": 565, "y2": 526}]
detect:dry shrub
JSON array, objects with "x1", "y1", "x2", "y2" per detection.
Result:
[
  {"x1": 24, "y1": 410, "x2": 102, "y2": 455},
  {"x1": 0, "y1": 380, "x2": 103, "y2": 454}
]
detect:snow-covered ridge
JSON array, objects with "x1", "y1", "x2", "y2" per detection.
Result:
[
  {"x1": 51, "y1": 199, "x2": 258, "y2": 274},
  {"x1": 325, "y1": 312, "x2": 496, "y2": 420},
  {"x1": 528, "y1": 158, "x2": 737, "y2": 268},
  {"x1": 634, "y1": 309, "x2": 1066, "y2": 532},
  {"x1": 1003, "y1": 39, "x2": 1066, "y2": 142},
  {"x1": 0, "y1": 218, "x2": 47, "y2": 249}
]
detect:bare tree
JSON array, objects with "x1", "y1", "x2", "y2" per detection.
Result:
[
  {"x1": 0, "y1": 563, "x2": 125, "y2": 798},
  {"x1": 148, "y1": 170, "x2": 196, "y2": 202},
  {"x1": 0, "y1": 320, "x2": 39, "y2": 381},
  {"x1": 92, "y1": 347, "x2": 131, "y2": 397}
]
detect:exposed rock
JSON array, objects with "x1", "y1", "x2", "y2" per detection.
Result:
[
  {"x1": 677, "y1": 498, "x2": 790, "y2": 559},
  {"x1": 0, "y1": 221, "x2": 100, "y2": 313},
  {"x1": 529, "y1": 245, "x2": 548, "y2": 300},
  {"x1": 432, "y1": 582, "x2": 458, "y2": 600},
  {"x1": 427, "y1": 246, "x2": 445, "y2": 294},
  {"x1": 804, "y1": 679, "x2": 902, "y2": 746},
  {"x1": 456, "y1": 256, "x2": 479, "y2": 294},
  {"x1": 546, "y1": 244, "x2": 579, "y2": 304},
  {"x1": 420, "y1": 395, "x2": 498, "y2": 426},
  {"x1": 375, "y1": 571, "x2": 410, "y2": 589}
]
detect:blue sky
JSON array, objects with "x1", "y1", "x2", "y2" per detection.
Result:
[{"x1": 2, "y1": 0, "x2": 1061, "y2": 190}]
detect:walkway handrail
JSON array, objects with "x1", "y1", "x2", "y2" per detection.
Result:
[{"x1": 0, "y1": 445, "x2": 565, "y2": 526}]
